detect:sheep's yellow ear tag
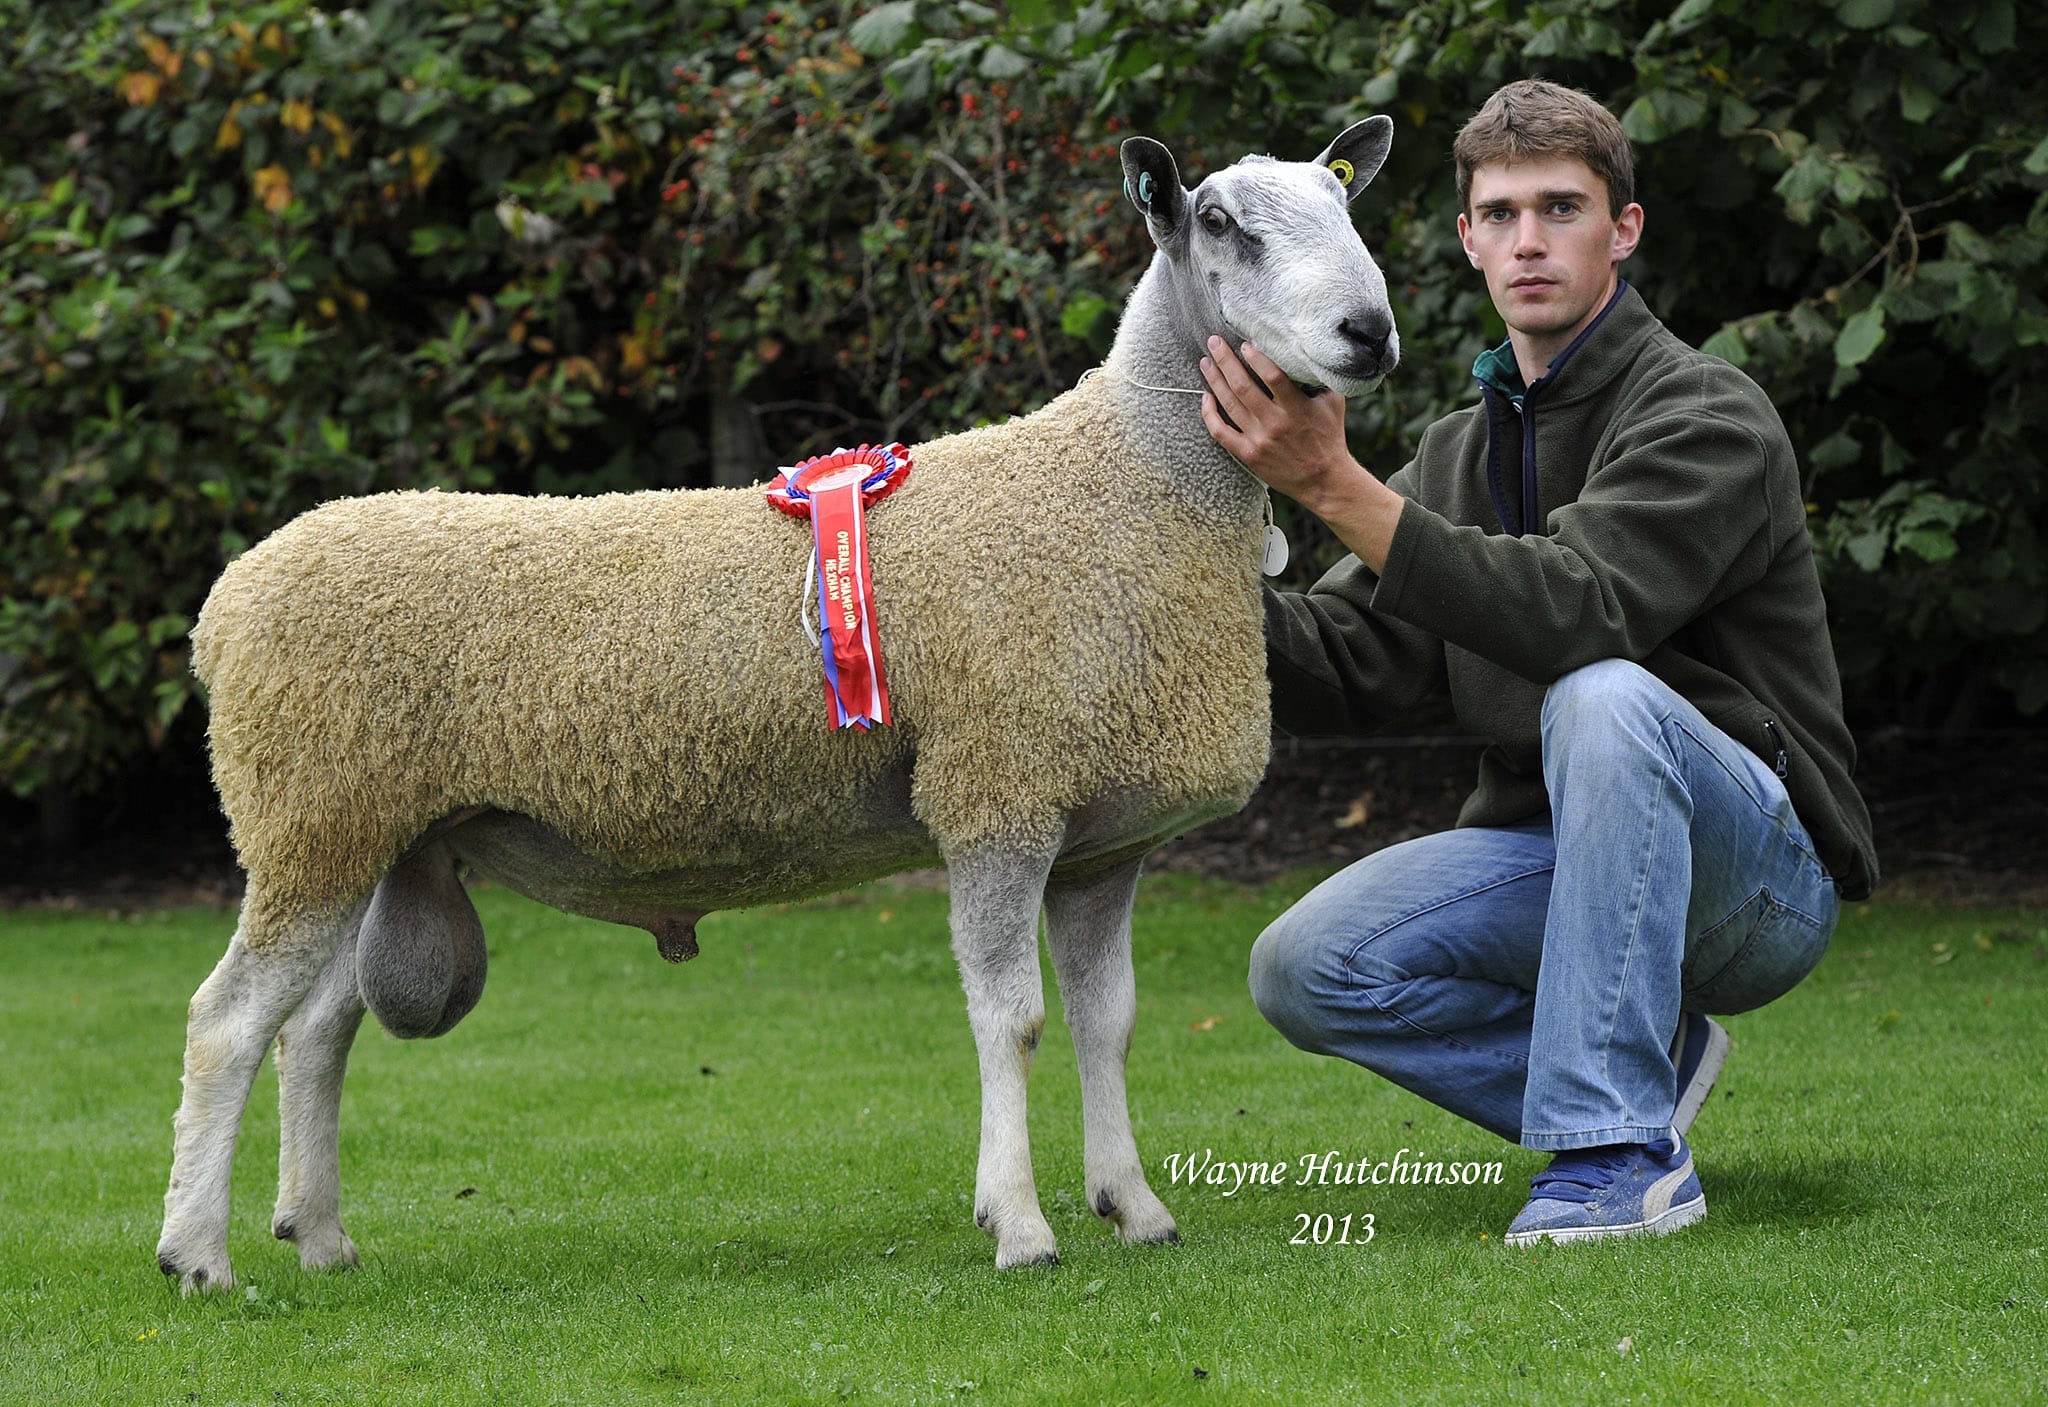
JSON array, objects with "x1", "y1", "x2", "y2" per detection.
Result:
[{"x1": 1328, "y1": 158, "x2": 1356, "y2": 187}]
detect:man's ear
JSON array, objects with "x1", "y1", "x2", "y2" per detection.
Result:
[
  {"x1": 1313, "y1": 115, "x2": 1394, "y2": 204},
  {"x1": 1119, "y1": 137, "x2": 1189, "y2": 251}
]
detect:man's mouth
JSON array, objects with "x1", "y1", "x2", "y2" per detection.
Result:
[{"x1": 1508, "y1": 276, "x2": 1557, "y2": 290}]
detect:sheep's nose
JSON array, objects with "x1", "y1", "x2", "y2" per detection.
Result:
[{"x1": 1338, "y1": 312, "x2": 1393, "y2": 361}]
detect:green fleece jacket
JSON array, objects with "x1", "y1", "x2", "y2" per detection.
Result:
[{"x1": 1265, "y1": 282, "x2": 1879, "y2": 899}]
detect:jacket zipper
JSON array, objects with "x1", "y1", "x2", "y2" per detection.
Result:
[
  {"x1": 1521, "y1": 396, "x2": 1539, "y2": 535},
  {"x1": 1763, "y1": 719, "x2": 1789, "y2": 779}
]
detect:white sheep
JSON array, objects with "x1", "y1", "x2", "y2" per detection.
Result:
[{"x1": 156, "y1": 118, "x2": 1401, "y2": 1291}]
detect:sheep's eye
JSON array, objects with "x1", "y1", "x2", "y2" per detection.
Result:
[{"x1": 1198, "y1": 207, "x2": 1231, "y2": 236}]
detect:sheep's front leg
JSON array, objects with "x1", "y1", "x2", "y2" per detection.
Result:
[
  {"x1": 159, "y1": 899, "x2": 359, "y2": 1294},
  {"x1": 271, "y1": 912, "x2": 369, "y2": 1271},
  {"x1": 1044, "y1": 856, "x2": 1178, "y2": 1248},
  {"x1": 947, "y1": 846, "x2": 1059, "y2": 1268}
]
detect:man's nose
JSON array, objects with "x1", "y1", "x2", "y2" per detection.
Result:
[{"x1": 1513, "y1": 212, "x2": 1546, "y2": 255}]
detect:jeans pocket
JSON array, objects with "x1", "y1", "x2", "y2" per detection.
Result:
[{"x1": 1683, "y1": 885, "x2": 1834, "y2": 1016}]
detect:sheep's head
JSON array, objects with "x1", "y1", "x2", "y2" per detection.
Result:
[{"x1": 1120, "y1": 118, "x2": 1400, "y2": 395}]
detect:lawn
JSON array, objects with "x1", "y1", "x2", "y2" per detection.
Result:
[{"x1": 0, "y1": 872, "x2": 2042, "y2": 1404}]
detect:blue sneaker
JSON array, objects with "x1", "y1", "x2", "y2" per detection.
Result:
[
  {"x1": 1503, "y1": 1134, "x2": 1706, "y2": 1246},
  {"x1": 1671, "y1": 1012, "x2": 1731, "y2": 1135}
]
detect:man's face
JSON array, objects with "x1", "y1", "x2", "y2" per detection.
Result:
[{"x1": 1457, "y1": 156, "x2": 1643, "y2": 356}]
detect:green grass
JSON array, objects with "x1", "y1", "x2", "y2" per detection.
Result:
[{"x1": 1, "y1": 874, "x2": 2044, "y2": 1404}]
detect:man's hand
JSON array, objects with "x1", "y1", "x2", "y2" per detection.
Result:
[{"x1": 1198, "y1": 336, "x2": 1407, "y2": 572}]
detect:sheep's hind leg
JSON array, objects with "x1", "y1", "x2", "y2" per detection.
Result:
[
  {"x1": 1044, "y1": 856, "x2": 1178, "y2": 1248},
  {"x1": 947, "y1": 845, "x2": 1060, "y2": 1269},
  {"x1": 271, "y1": 911, "x2": 368, "y2": 1271},
  {"x1": 158, "y1": 896, "x2": 360, "y2": 1295}
]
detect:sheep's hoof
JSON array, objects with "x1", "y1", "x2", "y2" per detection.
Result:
[
  {"x1": 275, "y1": 1215, "x2": 360, "y2": 1271},
  {"x1": 157, "y1": 1246, "x2": 235, "y2": 1296},
  {"x1": 1094, "y1": 1183, "x2": 1179, "y2": 1247},
  {"x1": 992, "y1": 1217, "x2": 1060, "y2": 1270}
]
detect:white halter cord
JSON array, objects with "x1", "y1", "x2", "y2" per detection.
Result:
[
  {"x1": 1078, "y1": 365, "x2": 1205, "y2": 398},
  {"x1": 800, "y1": 546, "x2": 819, "y2": 647}
]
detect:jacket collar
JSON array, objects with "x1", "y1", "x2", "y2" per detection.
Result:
[{"x1": 1471, "y1": 278, "x2": 1648, "y2": 410}]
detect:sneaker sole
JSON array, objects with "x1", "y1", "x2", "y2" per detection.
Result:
[
  {"x1": 1673, "y1": 1017, "x2": 1731, "y2": 1135},
  {"x1": 1503, "y1": 1193, "x2": 1707, "y2": 1248}
]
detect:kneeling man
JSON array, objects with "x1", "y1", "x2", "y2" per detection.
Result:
[{"x1": 1198, "y1": 79, "x2": 1876, "y2": 1245}]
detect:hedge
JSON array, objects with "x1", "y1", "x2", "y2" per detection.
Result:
[{"x1": 3, "y1": 0, "x2": 2043, "y2": 817}]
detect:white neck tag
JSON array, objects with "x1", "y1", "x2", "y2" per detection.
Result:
[{"x1": 1261, "y1": 523, "x2": 1289, "y2": 577}]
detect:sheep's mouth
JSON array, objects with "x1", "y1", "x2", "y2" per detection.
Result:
[{"x1": 1325, "y1": 345, "x2": 1398, "y2": 393}]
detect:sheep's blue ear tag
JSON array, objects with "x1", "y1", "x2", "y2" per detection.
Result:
[
  {"x1": 1329, "y1": 158, "x2": 1356, "y2": 187},
  {"x1": 1127, "y1": 171, "x2": 1154, "y2": 211}
]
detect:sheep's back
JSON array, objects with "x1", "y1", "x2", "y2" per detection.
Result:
[{"x1": 194, "y1": 374, "x2": 1269, "y2": 913}]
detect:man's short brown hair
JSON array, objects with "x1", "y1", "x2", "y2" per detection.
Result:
[{"x1": 1454, "y1": 79, "x2": 1634, "y2": 218}]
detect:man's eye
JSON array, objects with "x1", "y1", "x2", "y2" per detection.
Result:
[
  {"x1": 1550, "y1": 202, "x2": 1577, "y2": 216},
  {"x1": 1199, "y1": 207, "x2": 1230, "y2": 235}
]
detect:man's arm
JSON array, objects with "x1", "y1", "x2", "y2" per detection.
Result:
[
  {"x1": 1198, "y1": 337, "x2": 1405, "y2": 572},
  {"x1": 1264, "y1": 556, "x2": 1448, "y2": 737},
  {"x1": 1204, "y1": 338, "x2": 1782, "y2": 687}
]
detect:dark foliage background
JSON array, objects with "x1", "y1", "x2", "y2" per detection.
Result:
[{"x1": 3, "y1": 0, "x2": 2044, "y2": 853}]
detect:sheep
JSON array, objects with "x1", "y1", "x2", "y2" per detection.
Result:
[{"x1": 156, "y1": 116, "x2": 1402, "y2": 1292}]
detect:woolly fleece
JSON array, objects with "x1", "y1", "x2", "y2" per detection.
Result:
[{"x1": 193, "y1": 371, "x2": 1273, "y2": 941}]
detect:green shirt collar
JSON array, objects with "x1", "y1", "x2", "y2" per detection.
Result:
[{"x1": 1471, "y1": 338, "x2": 1528, "y2": 408}]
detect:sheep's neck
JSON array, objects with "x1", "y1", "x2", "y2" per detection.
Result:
[{"x1": 1101, "y1": 256, "x2": 1268, "y2": 534}]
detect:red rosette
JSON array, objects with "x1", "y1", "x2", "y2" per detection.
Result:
[
  {"x1": 764, "y1": 442, "x2": 913, "y2": 517},
  {"x1": 763, "y1": 442, "x2": 913, "y2": 730}
]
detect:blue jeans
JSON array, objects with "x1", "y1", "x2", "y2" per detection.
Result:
[{"x1": 1249, "y1": 659, "x2": 1839, "y2": 1151}]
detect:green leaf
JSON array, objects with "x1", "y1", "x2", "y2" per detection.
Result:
[
  {"x1": 883, "y1": 51, "x2": 932, "y2": 103},
  {"x1": 170, "y1": 115, "x2": 207, "y2": 160},
  {"x1": 977, "y1": 43, "x2": 1029, "y2": 80},
  {"x1": 1835, "y1": 0, "x2": 1894, "y2": 28},
  {"x1": 1895, "y1": 527, "x2": 1958, "y2": 562},
  {"x1": 1844, "y1": 530, "x2": 1888, "y2": 571},
  {"x1": 1810, "y1": 429, "x2": 1862, "y2": 471},
  {"x1": 1834, "y1": 304, "x2": 1887, "y2": 368},
  {"x1": 848, "y1": 2, "x2": 919, "y2": 56},
  {"x1": 2023, "y1": 135, "x2": 2048, "y2": 176},
  {"x1": 1971, "y1": 0, "x2": 2016, "y2": 52},
  {"x1": 1700, "y1": 325, "x2": 1748, "y2": 367},
  {"x1": 1521, "y1": 17, "x2": 1578, "y2": 59},
  {"x1": 1898, "y1": 76, "x2": 1937, "y2": 124},
  {"x1": 1060, "y1": 293, "x2": 1112, "y2": 339},
  {"x1": 1717, "y1": 97, "x2": 1759, "y2": 138},
  {"x1": 147, "y1": 615, "x2": 192, "y2": 648},
  {"x1": 1619, "y1": 95, "x2": 1660, "y2": 144}
]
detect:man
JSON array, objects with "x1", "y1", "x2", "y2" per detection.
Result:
[{"x1": 1196, "y1": 79, "x2": 1876, "y2": 1245}]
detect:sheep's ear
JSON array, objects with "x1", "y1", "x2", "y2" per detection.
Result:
[
  {"x1": 1120, "y1": 137, "x2": 1189, "y2": 250},
  {"x1": 1313, "y1": 115, "x2": 1394, "y2": 203}
]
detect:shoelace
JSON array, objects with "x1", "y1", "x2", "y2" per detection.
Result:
[{"x1": 1527, "y1": 1146, "x2": 1635, "y2": 1206}]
